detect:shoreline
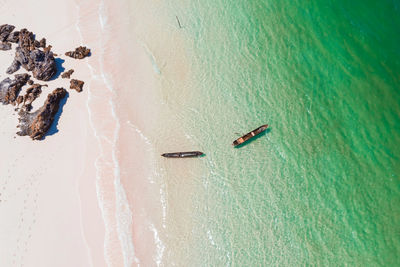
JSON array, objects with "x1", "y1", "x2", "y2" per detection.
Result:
[
  {"x1": 0, "y1": 0, "x2": 203, "y2": 265},
  {"x1": 75, "y1": 0, "x2": 171, "y2": 265},
  {"x1": 81, "y1": 0, "x2": 204, "y2": 265}
]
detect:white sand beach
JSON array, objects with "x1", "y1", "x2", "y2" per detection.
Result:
[
  {"x1": 0, "y1": 0, "x2": 199, "y2": 265},
  {"x1": 0, "y1": 0, "x2": 109, "y2": 266}
]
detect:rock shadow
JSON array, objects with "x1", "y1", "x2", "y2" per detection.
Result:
[{"x1": 49, "y1": 58, "x2": 65, "y2": 81}]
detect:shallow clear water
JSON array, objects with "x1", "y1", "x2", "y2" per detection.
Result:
[{"x1": 144, "y1": 0, "x2": 400, "y2": 265}]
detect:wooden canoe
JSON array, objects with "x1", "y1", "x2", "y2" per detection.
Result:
[
  {"x1": 161, "y1": 151, "x2": 204, "y2": 158},
  {"x1": 232, "y1": 124, "x2": 268, "y2": 147}
]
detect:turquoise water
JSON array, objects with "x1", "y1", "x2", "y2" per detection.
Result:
[{"x1": 161, "y1": 0, "x2": 400, "y2": 265}]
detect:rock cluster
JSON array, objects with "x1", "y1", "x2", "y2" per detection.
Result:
[
  {"x1": 65, "y1": 46, "x2": 91, "y2": 59},
  {"x1": 0, "y1": 75, "x2": 44, "y2": 111},
  {"x1": 5, "y1": 28, "x2": 57, "y2": 81},
  {"x1": 0, "y1": 23, "x2": 89, "y2": 140},
  {"x1": 17, "y1": 88, "x2": 67, "y2": 140}
]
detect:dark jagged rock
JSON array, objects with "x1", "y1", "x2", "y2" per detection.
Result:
[
  {"x1": 12, "y1": 46, "x2": 57, "y2": 80},
  {"x1": 61, "y1": 69, "x2": 74, "y2": 79},
  {"x1": 0, "y1": 42, "x2": 11, "y2": 50},
  {"x1": 18, "y1": 28, "x2": 35, "y2": 51},
  {"x1": 39, "y1": 38, "x2": 46, "y2": 48},
  {"x1": 6, "y1": 59, "x2": 21, "y2": 74},
  {"x1": 65, "y1": 46, "x2": 90, "y2": 59},
  {"x1": 34, "y1": 40, "x2": 40, "y2": 48},
  {"x1": 0, "y1": 25, "x2": 90, "y2": 140},
  {"x1": 6, "y1": 29, "x2": 57, "y2": 80},
  {"x1": 31, "y1": 50, "x2": 57, "y2": 81},
  {"x1": 6, "y1": 31, "x2": 19, "y2": 43},
  {"x1": 0, "y1": 24, "x2": 15, "y2": 42},
  {"x1": 23, "y1": 84, "x2": 43, "y2": 109},
  {"x1": 17, "y1": 88, "x2": 66, "y2": 140},
  {"x1": 0, "y1": 73, "x2": 30, "y2": 105},
  {"x1": 14, "y1": 47, "x2": 31, "y2": 70},
  {"x1": 43, "y1": 45, "x2": 52, "y2": 53},
  {"x1": 70, "y1": 79, "x2": 84, "y2": 92}
]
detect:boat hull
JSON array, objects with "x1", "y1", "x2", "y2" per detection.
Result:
[
  {"x1": 232, "y1": 124, "x2": 268, "y2": 147},
  {"x1": 161, "y1": 151, "x2": 204, "y2": 158}
]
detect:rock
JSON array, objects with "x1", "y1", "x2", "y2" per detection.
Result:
[
  {"x1": 28, "y1": 79, "x2": 34, "y2": 85},
  {"x1": 31, "y1": 50, "x2": 57, "y2": 81},
  {"x1": 18, "y1": 28, "x2": 35, "y2": 51},
  {"x1": 39, "y1": 38, "x2": 46, "y2": 48},
  {"x1": 61, "y1": 69, "x2": 74, "y2": 79},
  {"x1": 13, "y1": 46, "x2": 57, "y2": 80},
  {"x1": 16, "y1": 95, "x2": 24, "y2": 106},
  {"x1": 0, "y1": 73, "x2": 30, "y2": 105},
  {"x1": 0, "y1": 24, "x2": 15, "y2": 42},
  {"x1": 0, "y1": 42, "x2": 11, "y2": 50},
  {"x1": 5, "y1": 28, "x2": 57, "y2": 80},
  {"x1": 17, "y1": 88, "x2": 67, "y2": 140},
  {"x1": 14, "y1": 47, "x2": 32, "y2": 70},
  {"x1": 34, "y1": 40, "x2": 40, "y2": 48},
  {"x1": 65, "y1": 46, "x2": 90, "y2": 59},
  {"x1": 6, "y1": 59, "x2": 21, "y2": 74},
  {"x1": 43, "y1": 45, "x2": 52, "y2": 53},
  {"x1": 6, "y1": 31, "x2": 19, "y2": 43},
  {"x1": 22, "y1": 84, "x2": 42, "y2": 111},
  {"x1": 70, "y1": 79, "x2": 84, "y2": 92}
]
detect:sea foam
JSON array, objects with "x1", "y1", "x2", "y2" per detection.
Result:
[{"x1": 74, "y1": 0, "x2": 140, "y2": 266}]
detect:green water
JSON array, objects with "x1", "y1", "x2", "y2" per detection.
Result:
[{"x1": 164, "y1": 0, "x2": 400, "y2": 265}]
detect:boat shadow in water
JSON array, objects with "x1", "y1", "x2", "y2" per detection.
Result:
[{"x1": 233, "y1": 128, "x2": 271, "y2": 149}]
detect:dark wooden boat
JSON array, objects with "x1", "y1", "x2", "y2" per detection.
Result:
[
  {"x1": 161, "y1": 151, "x2": 204, "y2": 158},
  {"x1": 232, "y1": 124, "x2": 268, "y2": 147}
]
